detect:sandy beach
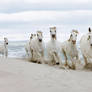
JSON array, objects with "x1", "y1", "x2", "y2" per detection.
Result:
[{"x1": 0, "y1": 58, "x2": 92, "y2": 92}]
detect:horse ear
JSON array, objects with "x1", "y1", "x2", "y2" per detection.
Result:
[
  {"x1": 88, "y1": 35, "x2": 90, "y2": 40},
  {"x1": 72, "y1": 30, "x2": 79, "y2": 34},
  {"x1": 89, "y1": 27, "x2": 91, "y2": 33},
  {"x1": 4, "y1": 37, "x2": 6, "y2": 40},
  {"x1": 54, "y1": 27, "x2": 56, "y2": 30},
  {"x1": 76, "y1": 30, "x2": 79, "y2": 34}
]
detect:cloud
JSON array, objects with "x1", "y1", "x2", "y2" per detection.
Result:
[
  {"x1": 0, "y1": 0, "x2": 91, "y2": 41},
  {"x1": 0, "y1": 0, "x2": 92, "y2": 13},
  {"x1": 0, "y1": 10, "x2": 90, "y2": 41},
  {"x1": 0, "y1": 10, "x2": 92, "y2": 26}
]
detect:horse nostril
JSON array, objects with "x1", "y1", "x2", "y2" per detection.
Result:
[
  {"x1": 6, "y1": 43, "x2": 8, "y2": 45},
  {"x1": 91, "y1": 44, "x2": 92, "y2": 46},
  {"x1": 52, "y1": 34, "x2": 55, "y2": 38},
  {"x1": 72, "y1": 40, "x2": 76, "y2": 44},
  {"x1": 39, "y1": 39, "x2": 42, "y2": 42}
]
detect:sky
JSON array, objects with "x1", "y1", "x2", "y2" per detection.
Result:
[{"x1": 0, "y1": 0, "x2": 92, "y2": 41}]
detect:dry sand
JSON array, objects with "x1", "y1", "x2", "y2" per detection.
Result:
[{"x1": 0, "y1": 58, "x2": 92, "y2": 92}]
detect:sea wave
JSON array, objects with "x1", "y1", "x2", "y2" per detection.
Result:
[{"x1": 0, "y1": 40, "x2": 83, "y2": 61}]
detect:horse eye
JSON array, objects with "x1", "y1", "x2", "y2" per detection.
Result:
[
  {"x1": 55, "y1": 30, "x2": 56, "y2": 32},
  {"x1": 37, "y1": 34, "x2": 39, "y2": 36},
  {"x1": 71, "y1": 34, "x2": 72, "y2": 37},
  {"x1": 88, "y1": 35, "x2": 90, "y2": 40},
  {"x1": 50, "y1": 30, "x2": 51, "y2": 32}
]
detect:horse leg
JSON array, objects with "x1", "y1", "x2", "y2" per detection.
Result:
[
  {"x1": 53, "y1": 52, "x2": 59, "y2": 65},
  {"x1": 76, "y1": 55, "x2": 81, "y2": 64},
  {"x1": 25, "y1": 48, "x2": 29, "y2": 57},
  {"x1": 5, "y1": 51, "x2": 8, "y2": 58},
  {"x1": 41, "y1": 51, "x2": 45, "y2": 64},
  {"x1": 70, "y1": 57, "x2": 76, "y2": 70},
  {"x1": 62, "y1": 49, "x2": 68, "y2": 66},
  {"x1": 83, "y1": 55, "x2": 88, "y2": 66},
  {"x1": 47, "y1": 53, "x2": 53, "y2": 66}
]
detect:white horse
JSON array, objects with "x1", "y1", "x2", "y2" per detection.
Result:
[
  {"x1": 0, "y1": 37, "x2": 8, "y2": 58},
  {"x1": 61, "y1": 30, "x2": 79, "y2": 69},
  {"x1": 30, "y1": 31, "x2": 45, "y2": 64},
  {"x1": 25, "y1": 34, "x2": 35, "y2": 58},
  {"x1": 80, "y1": 27, "x2": 92, "y2": 66},
  {"x1": 46, "y1": 27, "x2": 62, "y2": 66}
]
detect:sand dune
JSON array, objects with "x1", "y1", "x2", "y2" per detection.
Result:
[{"x1": 0, "y1": 58, "x2": 92, "y2": 92}]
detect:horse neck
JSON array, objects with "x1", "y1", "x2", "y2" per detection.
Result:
[
  {"x1": 4, "y1": 42, "x2": 7, "y2": 48},
  {"x1": 51, "y1": 38, "x2": 56, "y2": 42}
]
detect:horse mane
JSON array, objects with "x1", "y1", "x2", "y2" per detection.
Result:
[
  {"x1": 37, "y1": 31, "x2": 42, "y2": 34},
  {"x1": 68, "y1": 38, "x2": 70, "y2": 42},
  {"x1": 50, "y1": 26, "x2": 56, "y2": 30},
  {"x1": 68, "y1": 34, "x2": 72, "y2": 42},
  {"x1": 72, "y1": 30, "x2": 79, "y2": 34}
]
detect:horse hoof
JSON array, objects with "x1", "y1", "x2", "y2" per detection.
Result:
[
  {"x1": 72, "y1": 65, "x2": 76, "y2": 70},
  {"x1": 56, "y1": 62, "x2": 59, "y2": 65},
  {"x1": 38, "y1": 62, "x2": 42, "y2": 64}
]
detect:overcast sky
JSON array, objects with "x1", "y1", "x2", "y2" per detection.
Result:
[{"x1": 0, "y1": 0, "x2": 92, "y2": 41}]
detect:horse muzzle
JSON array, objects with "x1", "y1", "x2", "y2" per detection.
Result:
[
  {"x1": 6, "y1": 43, "x2": 8, "y2": 45},
  {"x1": 72, "y1": 40, "x2": 76, "y2": 44},
  {"x1": 52, "y1": 34, "x2": 56, "y2": 38},
  {"x1": 90, "y1": 44, "x2": 92, "y2": 47},
  {"x1": 39, "y1": 39, "x2": 42, "y2": 42},
  {"x1": 30, "y1": 37, "x2": 33, "y2": 39}
]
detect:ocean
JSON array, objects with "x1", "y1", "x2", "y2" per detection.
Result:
[
  {"x1": 7, "y1": 40, "x2": 83, "y2": 59},
  {"x1": 0, "y1": 40, "x2": 83, "y2": 61},
  {"x1": 7, "y1": 41, "x2": 26, "y2": 58}
]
